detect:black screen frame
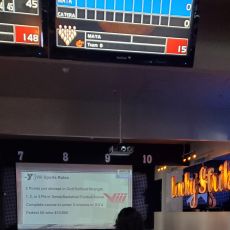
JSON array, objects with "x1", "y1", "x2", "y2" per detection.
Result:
[
  {"x1": 0, "y1": 166, "x2": 4, "y2": 229},
  {"x1": 49, "y1": 0, "x2": 199, "y2": 67},
  {"x1": 0, "y1": 0, "x2": 48, "y2": 58}
]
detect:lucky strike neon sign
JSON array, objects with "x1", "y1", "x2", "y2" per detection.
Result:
[{"x1": 171, "y1": 160, "x2": 230, "y2": 208}]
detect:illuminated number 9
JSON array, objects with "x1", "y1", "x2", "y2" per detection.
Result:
[
  {"x1": 63, "y1": 152, "x2": 69, "y2": 162},
  {"x1": 105, "y1": 154, "x2": 111, "y2": 163}
]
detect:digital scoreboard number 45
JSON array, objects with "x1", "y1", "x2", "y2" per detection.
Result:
[{"x1": 25, "y1": 0, "x2": 38, "y2": 8}]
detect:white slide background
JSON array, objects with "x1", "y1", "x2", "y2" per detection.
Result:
[{"x1": 16, "y1": 163, "x2": 132, "y2": 229}]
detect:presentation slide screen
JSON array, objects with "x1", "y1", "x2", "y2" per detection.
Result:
[
  {"x1": 16, "y1": 163, "x2": 132, "y2": 229},
  {"x1": 55, "y1": 0, "x2": 197, "y2": 59}
]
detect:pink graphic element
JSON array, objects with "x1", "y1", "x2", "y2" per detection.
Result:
[{"x1": 104, "y1": 193, "x2": 127, "y2": 203}]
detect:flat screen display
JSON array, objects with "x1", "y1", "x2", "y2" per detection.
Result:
[
  {"x1": 52, "y1": 0, "x2": 198, "y2": 66},
  {"x1": 0, "y1": 0, "x2": 47, "y2": 56},
  {"x1": 16, "y1": 163, "x2": 132, "y2": 229}
]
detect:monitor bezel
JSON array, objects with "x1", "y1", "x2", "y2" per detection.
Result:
[
  {"x1": 49, "y1": 0, "x2": 199, "y2": 67},
  {"x1": 0, "y1": 0, "x2": 48, "y2": 58}
]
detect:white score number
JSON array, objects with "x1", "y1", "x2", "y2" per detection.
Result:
[
  {"x1": 26, "y1": 0, "x2": 38, "y2": 8},
  {"x1": 7, "y1": 2, "x2": 13, "y2": 11},
  {"x1": 186, "y1": 4, "x2": 192, "y2": 11},
  {"x1": 178, "y1": 45, "x2": 187, "y2": 54},
  {"x1": 184, "y1": 20, "x2": 190, "y2": 28},
  {"x1": 0, "y1": 1, "x2": 4, "y2": 10},
  {"x1": 23, "y1": 33, "x2": 39, "y2": 43},
  {"x1": 143, "y1": 154, "x2": 153, "y2": 164}
]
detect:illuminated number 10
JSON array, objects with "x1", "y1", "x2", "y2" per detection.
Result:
[{"x1": 143, "y1": 154, "x2": 152, "y2": 164}]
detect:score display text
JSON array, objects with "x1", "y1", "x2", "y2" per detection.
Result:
[
  {"x1": 55, "y1": 0, "x2": 195, "y2": 56},
  {"x1": 0, "y1": 0, "x2": 42, "y2": 46}
]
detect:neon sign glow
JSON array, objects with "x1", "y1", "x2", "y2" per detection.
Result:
[{"x1": 171, "y1": 161, "x2": 230, "y2": 208}]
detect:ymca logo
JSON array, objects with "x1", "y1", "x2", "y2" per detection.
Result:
[
  {"x1": 26, "y1": 173, "x2": 33, "y2": 180},
  {"x1": 104, "y1": 193, "x2": 127, "y2": 203}
]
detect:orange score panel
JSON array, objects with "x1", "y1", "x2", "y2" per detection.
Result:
[
  {"x1": 15, "y1": 25, "x2": 40, "y2": 45},
  {"x1": 166, "y1": 38, "x2": 189, "y2": 55}
]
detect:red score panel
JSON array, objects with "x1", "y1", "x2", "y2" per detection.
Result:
[
  {"x1": 166, "y1": 38, "x2": 188, "y2": 55},
  {"x1": 15, "y1": 25, "x2": 40, "y2": 45}
]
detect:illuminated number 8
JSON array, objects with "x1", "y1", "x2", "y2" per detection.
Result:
[{"x1": 63, "y1": 152, "x2": 69, "y2": 162}]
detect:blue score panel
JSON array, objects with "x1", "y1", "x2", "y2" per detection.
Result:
[
  {"x1": 56, "y1": 0, "x2": 194, "y2": 56},
  {"x1": 57, "y1": 0, "x2": 193, "y2": 17}
]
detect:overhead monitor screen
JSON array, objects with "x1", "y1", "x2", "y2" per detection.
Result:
[
  {"x1": 16, "y1": 163, "x2": 132, "y2": 229},
  {"x1": 0, "y1": 0, "x2": 43, "y2": 47},
  {"x1": 54, "y1": 0, "x2": 198, "y2": 65}
]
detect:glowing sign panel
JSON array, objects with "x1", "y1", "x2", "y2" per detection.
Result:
[{"x1": 171, "y1": 161, "x2": 230, "y2": 208}]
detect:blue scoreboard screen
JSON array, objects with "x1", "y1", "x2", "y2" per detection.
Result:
[{"x1": 55, "y1": 0, "x2": 196, "y2": 57}]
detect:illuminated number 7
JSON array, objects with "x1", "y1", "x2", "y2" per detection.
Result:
[{"x1": 18, "y1": 151, "x2": 24, "y2": 161}]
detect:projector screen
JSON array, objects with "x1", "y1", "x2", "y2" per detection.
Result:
[{"x1": 16, "y1": 163, "x2": 132, "y2": 229}]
